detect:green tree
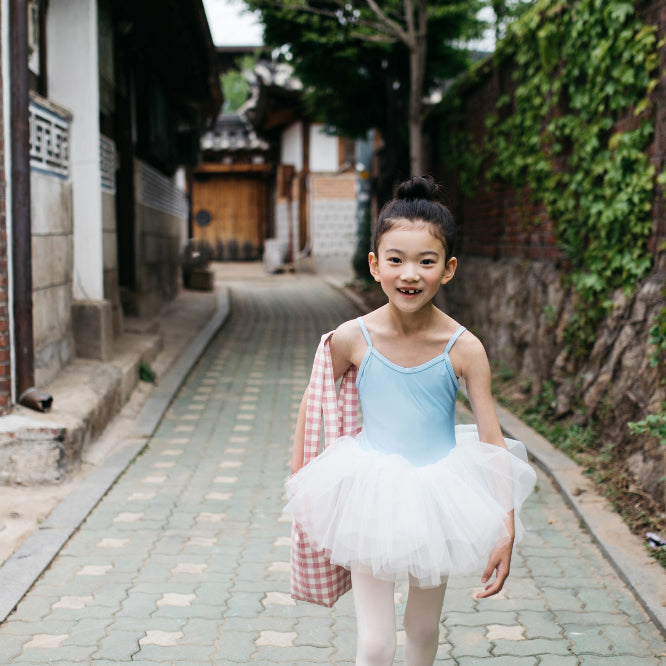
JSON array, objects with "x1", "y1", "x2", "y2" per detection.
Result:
[
  {"x1": 221, "y1": 55, "x2": 258, "y2": 114},
  {"x1": 246, "y1": 0, "x2": 484, "y2": 184}
]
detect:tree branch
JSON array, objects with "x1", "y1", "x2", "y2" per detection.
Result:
[
  {"x1": 251, "y1": 0, "x2": 403, "y2": 41},
  {"x1": 364, "y1": 0, "x2": 410, "y2": 44}
]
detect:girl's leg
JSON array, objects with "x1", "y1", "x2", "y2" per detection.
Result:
[
  {"x1": 403, "y1": 576, "x2": 447, "y2": 666},
  {"x1": 351, "y1": 568, "x2": 397, "y2": 666}
]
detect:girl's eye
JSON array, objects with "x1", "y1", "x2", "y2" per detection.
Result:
[
  {"x1": 421, "y1": 259, "x2": 434, "y2": 265},
  {"x1": 387, "y1": 257, "x2": 401, "y2": 263}
]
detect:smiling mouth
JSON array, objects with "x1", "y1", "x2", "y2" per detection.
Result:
[{"x1": 397, "y1": 288, "x2": 422, "y2": 295}]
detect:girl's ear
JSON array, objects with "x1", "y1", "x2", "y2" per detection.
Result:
[
  {"x1": 368, "y1": 252, "x2": 381, "y2": 282},
  {"x1": 441, "y1": 257, "x2": 457, "y2": 285}
]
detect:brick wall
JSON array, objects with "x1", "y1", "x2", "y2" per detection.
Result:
[
  {"x1": 0, "y1": 19, "x2": 11, "y2": 414},
  {"x1": 432, "y1": 4, "x2": 666, "y2": 266},
  {"x1": 311, "y1": 175, "x2": 356, "y2": 200}
]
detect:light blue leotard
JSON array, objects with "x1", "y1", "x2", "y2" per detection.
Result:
[{"x1": 356, "y1": 316, "x2": 467, "y2": 467}]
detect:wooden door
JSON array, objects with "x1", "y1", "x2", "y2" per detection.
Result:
[{"x1": 191, "y1": 172, "x2": 267, "y2": 260}]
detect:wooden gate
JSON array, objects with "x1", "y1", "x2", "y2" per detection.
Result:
[{"x1": 190, "y1": 164, "x2": 270, "y2": 260}]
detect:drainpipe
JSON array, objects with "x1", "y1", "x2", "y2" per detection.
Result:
[{"x1": 9, "y1": 0, "x2": 51, "y2": 411}]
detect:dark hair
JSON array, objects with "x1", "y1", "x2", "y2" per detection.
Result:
[{"x1": 373, "y1": 176, "x2": 455, "y2": 258}]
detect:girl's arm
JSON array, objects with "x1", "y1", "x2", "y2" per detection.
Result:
[
  {"x1": 460, "y1": 334, "x2": 515, "y2": 598},
  {"x1": 290, "y1": 324, "x2": 356, "y2": 475}
]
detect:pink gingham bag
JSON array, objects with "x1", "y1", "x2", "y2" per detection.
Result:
[{"x1": 290, "y1": 331, "x2": 358, "y2": 607}]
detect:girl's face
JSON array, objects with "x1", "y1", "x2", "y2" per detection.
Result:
[{"x1": 369, "y1": 221, "x2": 457, "y2": 312}]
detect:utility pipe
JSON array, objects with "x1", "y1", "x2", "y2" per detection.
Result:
[{"x1": 9, "y1": 0, "x2": 51, "y2": 411}]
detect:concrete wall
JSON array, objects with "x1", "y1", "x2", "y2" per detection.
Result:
[
  {"x1": 130, "y1": 159, "x2": 187, "y2": 318},
  {"x1": 30, "y1": 171, "x2": 74, "y2": 387}
]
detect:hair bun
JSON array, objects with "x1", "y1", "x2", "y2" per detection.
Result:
[{"x1": 396, "y1": 175, "x2": 439, "y2": 201}]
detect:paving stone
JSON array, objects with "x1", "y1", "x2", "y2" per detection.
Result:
[
  {"x1": 448, "y1": 625, "x2": 492, "y2": 658},
  {"x1": 13, "y1": 644, "x2": 98, "y2": 663},
  {"x1": 252, "y1": 644, "x2": 336, "y2": 662},
  {"x1": 2, "y1": 276, "x2": 666, "y2": 664},
  {"x1": 294, "y1": 616, "x2": 334, "y2": 647},
  {"x1": 563, "y1": 623, "x2": 613, "y2": 655},
  {"x1": 445, "y1": 610, "x2": 518, "y2": 627},
  {"x1": 93, "y1": 630, "x2": 142, "y2": 661},
  {"x1": 517, "y1": 610, "x2": 563, "y2": 639},
  {"x1": 492, "y1": 637, "x2": 574, "y2": 657},
  {"x1": 538, "y1": 656, "x2": 580, "y2": 665},
  {"x1": 136, "y1": 643, "x2": 216, "y2": 661},
  {"x1": 457, "y1": 658, "x2": 538, "y2": 665},
  {"x1": 578, "y1": 657, "x2": 664, "y2": 665},
  {"x1": 214, "y1": 630, "x2": 257, "y2": 662}
]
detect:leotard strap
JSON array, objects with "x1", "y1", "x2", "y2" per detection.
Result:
[
  {"x1": 445, "y1": 326, "x2": 467, "y2": 354},
  {"x1": 356, "y1": 317, "x2": 373, "y2": 346}
]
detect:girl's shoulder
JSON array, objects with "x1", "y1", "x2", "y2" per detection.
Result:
[
  {"x1": 330, "y1": 317, "x2": 368, "y2": 370},
  {"x1": 450, "y1": 326, "x2": 490, "y2": 377}
]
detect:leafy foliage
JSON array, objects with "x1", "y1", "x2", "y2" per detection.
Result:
[
  {"x1": 245, "y1": 0, "x2": 484, "y2": 187},
  {"x1": 221, "y1": 55, "x2": 257, "y2": 113},
  {"x1": 628, "y1": 403, "x2": 666, "y2": 447},
  {"x1": 441, "y1": 0, "x2": 662, "y2": 355}
]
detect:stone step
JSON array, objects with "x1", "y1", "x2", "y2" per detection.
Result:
[{"x1": 0, "y1": 330, "x2": 163, "y2": 485}]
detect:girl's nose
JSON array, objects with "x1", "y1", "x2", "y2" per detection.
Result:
[{"x1": 400, "y1": 263, "x2": 419, "y2": 280}]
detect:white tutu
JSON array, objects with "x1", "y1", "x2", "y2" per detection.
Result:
[{"x1": 284, "y1": 424, "x2": 537, "y2": 588}]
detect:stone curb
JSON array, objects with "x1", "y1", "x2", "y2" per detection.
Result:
[
  {"x1": 495, "y1": 404, "x2": 666, "y2": 640},
  {"x1": 0, "y1": 288, "x2": 231, "y2": 625},
  {"x1": 324, "y1": 276, "x2": 666, "y2": 640}
]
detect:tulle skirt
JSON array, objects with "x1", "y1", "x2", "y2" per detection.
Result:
[{"x1": 284, "y1": 424, "x2": 537, "y2": 588}]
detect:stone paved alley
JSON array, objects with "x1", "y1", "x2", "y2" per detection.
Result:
[{"x1": 0, "y1": 272, "x2": 665, "y2": 664}]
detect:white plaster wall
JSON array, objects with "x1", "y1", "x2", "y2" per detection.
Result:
[
  {"x1": 31, "y1": 172, "x2": 74, "y2": 386},
  {"x1": 309, "y1": 125, "x2": 338, "y2": 173},
  {"x1": 47, "y1": 0, "x2": 104, "y2": 302},
  {"x1": 275, "y1": 200, "x2": 298, "y2": 250},
  {"x1": 281, "y1": 122, "x2": 303, "y2": 172}
]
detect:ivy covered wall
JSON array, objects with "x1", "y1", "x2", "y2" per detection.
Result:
[{"x1": 431, "y1": 0, "x2": 666, "y2": 516}]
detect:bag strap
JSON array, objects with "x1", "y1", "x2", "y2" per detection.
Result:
[
  {"x1": 338, "y1": 365, "x2": 358, "y2": 437},
  {"x1": 303, "y1": 332, "x2": 358, "y2": 466}
]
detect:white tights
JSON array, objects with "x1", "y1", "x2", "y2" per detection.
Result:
[{"x1": 351, "y1": 569, "x2": 447, "y2": 666}]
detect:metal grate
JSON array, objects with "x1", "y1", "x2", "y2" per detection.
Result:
[
  {"x1": 135, "y1": 160, "x2": 187, "y2": 217},
  {"x1": 29, "y1": 101, "x2": 70, "y2": 178},
  {"x1": 99, "y1": 135, "x2": 116, "y2": 194}
]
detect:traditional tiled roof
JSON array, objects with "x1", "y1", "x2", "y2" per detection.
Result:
[{"x1": 200, "y1": 112, "x2": 270, "y2": 154}]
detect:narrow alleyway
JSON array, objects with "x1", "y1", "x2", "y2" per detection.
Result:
[{"x1": 0, "y1": 273, "x2": 664, "y2": 664}]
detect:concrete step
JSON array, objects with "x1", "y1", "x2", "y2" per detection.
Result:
[
  {"x1": 110, "y1": 332, "x2": 162, "y2": 404},
  {"x1": 0, "y1": 330, "x2": 163, "y2": 485}
]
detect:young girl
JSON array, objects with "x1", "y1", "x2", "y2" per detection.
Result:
[{"x1": 285, "y1": 176, "x2": 536, "y2": 666}]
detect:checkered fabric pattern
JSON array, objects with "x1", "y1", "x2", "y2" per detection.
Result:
[{"x1": 291, "y1": 331, "x2": 358, "y2": 607}]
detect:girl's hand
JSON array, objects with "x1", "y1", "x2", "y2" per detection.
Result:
[{"x1": 475, "y1": 537, "x2": 514, "y2": 598}]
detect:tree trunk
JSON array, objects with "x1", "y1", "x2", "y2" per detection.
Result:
[{"x1": 407, "y1": 0, "x2": 427, "y2": 176}]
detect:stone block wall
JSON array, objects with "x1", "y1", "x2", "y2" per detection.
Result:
[
  {"x1": 128, "y1": 160, "x2": 187, "y2": 318},
  {"x1": 30, "y1": 172, "x2": 75, "y2": 387}
]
